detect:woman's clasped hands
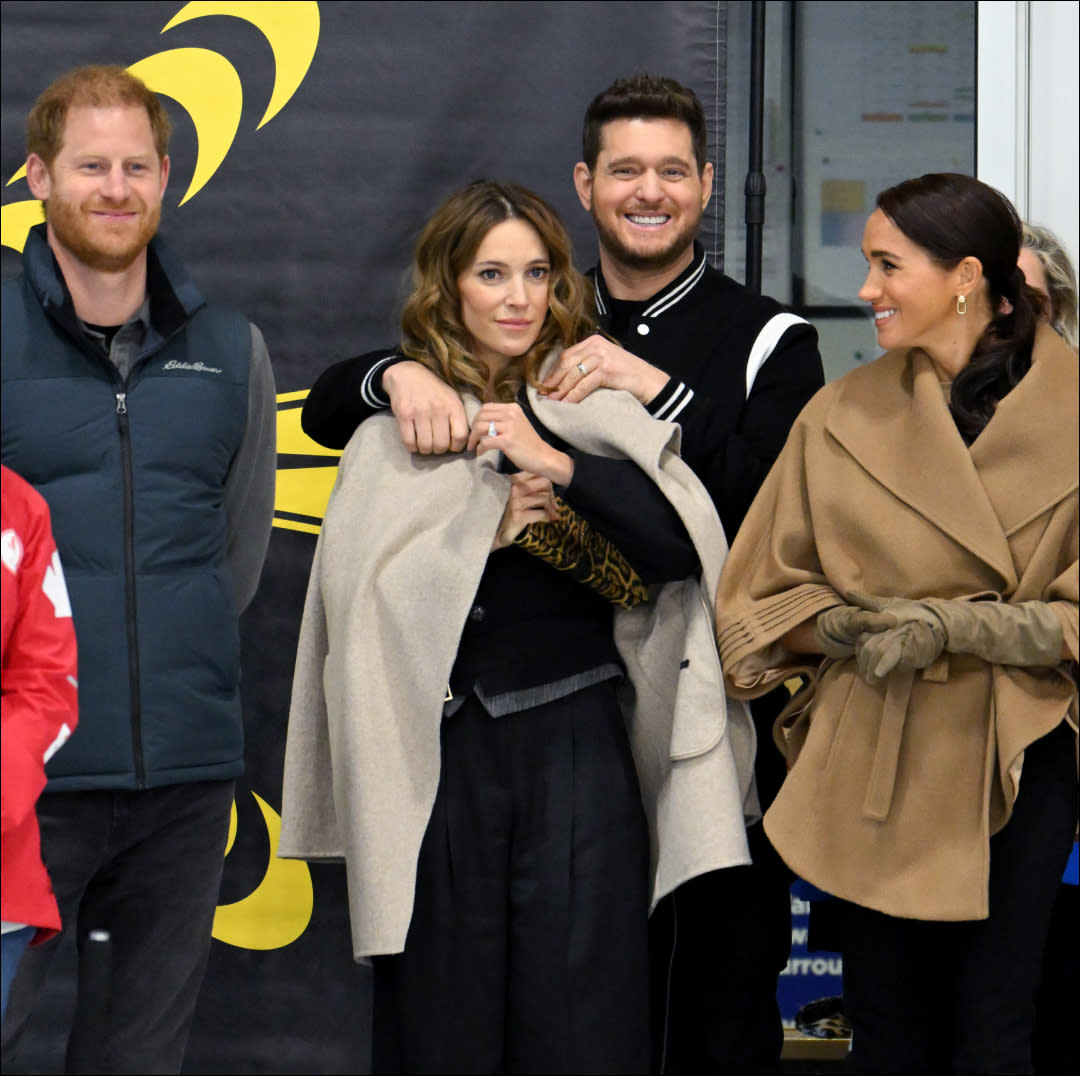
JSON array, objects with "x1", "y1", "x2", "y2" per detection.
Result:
[
  {"x1": 816, "y1": 592, "x2": 1064, "y2": 686},
  {"x1": 816, "y1": 594, "x2": 947, "y2": 685},
  {"x1": 467, "y1": 403, "x2": 575, "y2": 486},
  {"x1": 490, "y1": 472, "x2": 559, "y2": 552}
]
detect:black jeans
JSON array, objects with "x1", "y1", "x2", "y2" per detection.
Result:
[
  {"x1": 0, "y1": 781, "x2": 235, "y2": 1075},
  {"x1": 841, "y1": 722, "x2": 1077, "y2": 1075}
]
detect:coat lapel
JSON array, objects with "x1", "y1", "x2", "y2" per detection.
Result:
[
  {"x1": 969, "y1": 324, "x2": 1078, "y2": 537},
  {"x1": 825, "y1": 349, "x2": 1017, "y2": 587}
]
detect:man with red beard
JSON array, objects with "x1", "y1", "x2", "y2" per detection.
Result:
[
  {"x1": 0, "y1": 66, "x2": 275, "y2": 1074},
  {"x1": 301, "y1": 75, "x2": 824, "y2": 1073}
]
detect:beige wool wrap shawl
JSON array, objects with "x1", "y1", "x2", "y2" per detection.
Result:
[{"x1": 280, "y1": 370, "x2": 757, "y2": 961}]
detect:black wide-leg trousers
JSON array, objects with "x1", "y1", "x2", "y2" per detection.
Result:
[{"x1": 372, "y1": 683, "x2": 652, "y2": 1075}]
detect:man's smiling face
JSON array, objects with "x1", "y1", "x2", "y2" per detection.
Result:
[
  {"x1": 575, "y1": 116, "x2": 712, "y2": 274},
  {"x1": 28, "y1": 104, "x2": 169, "y2": 272}
]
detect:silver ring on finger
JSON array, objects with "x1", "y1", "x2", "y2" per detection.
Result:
[
  {"x1": 488, "y1": 420, "x2": 497, "y2": 438},
  {"x1": 576, "y1": 362, "x2": 588, "y2": 376}
]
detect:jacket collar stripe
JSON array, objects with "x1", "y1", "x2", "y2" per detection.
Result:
[
  {"x1": 593, "y1": 278, "x2": 607, "y2": 317},
  {"x1": 644, "y1": 250, "x2": 708, "y2": 318},
  {"x1": 592, "y1": 244, "x2": 708, "y2": 320}
]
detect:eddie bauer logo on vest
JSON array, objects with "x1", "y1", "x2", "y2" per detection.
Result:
[{"x1": 163, "y1": 360, "x2": 223, "y2": 373}]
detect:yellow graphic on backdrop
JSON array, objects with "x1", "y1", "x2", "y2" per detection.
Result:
[
  {"x1": 0, "y1": 198, "x2": 44, "y2": 252},
  {"x1": 1, "y1": 1, "x2": 320, "y2": 249},
  {"x1": 274, "y1": 390, "x2": 341, "y2": 535},
  {"x1": 162, "y1": 1, "x2": 321, "y2": 129},
  {"x1": 212, "y1": 791, "x2": 314, "y2": 950},
  {"x1": 131, "y1": 47, "x2": 243, "y2": 204}
]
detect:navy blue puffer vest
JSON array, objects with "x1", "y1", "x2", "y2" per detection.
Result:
[{"x1": 1, "y1": 227, "x2": 250, "y2": 790}]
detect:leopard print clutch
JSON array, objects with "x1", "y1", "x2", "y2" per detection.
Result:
[{"x1": 513, "y1": 496, "x2": 649, "y2": 609}]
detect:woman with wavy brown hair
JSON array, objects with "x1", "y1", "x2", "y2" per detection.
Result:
[
  {"x1": 398, "y1": 178, "x2": 593, "y2": 403},
  {"x1": 282, "y1": 180, "x2": 754, "y2": 1074},
  {"x1": 715, "y1": 173, "x2": 1077, "y2": 1073}
]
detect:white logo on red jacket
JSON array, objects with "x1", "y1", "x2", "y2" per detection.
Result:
[
  {"x1": 1, "y1": 527, "x2": 23, "y2": 575},
  {"x1": 43, "y1": 551, "x2": 72, "y2": 619}
]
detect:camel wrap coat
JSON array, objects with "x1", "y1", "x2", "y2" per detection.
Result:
[
  {"x1": 280, "y1": 369, "x2": 757, "y2": 961},
  {"x1": 715, "y1": 324, "x2": 1078, "y2": 921}
]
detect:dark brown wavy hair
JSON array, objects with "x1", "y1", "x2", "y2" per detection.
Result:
[
  {"x1": 400, "y1": 180, "x2": 595, "y2": 403},
  {"x1": 876, "y1": 173, "x2": 1045, "y2": 443}
]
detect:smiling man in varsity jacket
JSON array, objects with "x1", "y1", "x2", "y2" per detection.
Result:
[
  {"x1": 0, "y1": 66, "x2": 275, "y2": 1074},
  {"x1": 300, "y1": 74, "x2": 823, "y2": 1074}
]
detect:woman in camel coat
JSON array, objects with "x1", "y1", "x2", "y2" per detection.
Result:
[{"x1": 714, "y1": 173, "x2": 1077, "y2": 1074}]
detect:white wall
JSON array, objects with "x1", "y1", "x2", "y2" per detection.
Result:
[
  {"x1": 1028, "y1": 1, "x2": 1079, "y2": 270},
  {"x1": 978, "y1": 1, "x2": 1080, "y2": 271}
]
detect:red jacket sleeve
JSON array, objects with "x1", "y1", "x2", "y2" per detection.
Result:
[{"x1": 2, "y1": 466, "x2": 79, "y2": 834}]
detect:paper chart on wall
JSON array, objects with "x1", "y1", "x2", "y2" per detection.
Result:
[{"x1": 798, "y1": 0, "x2": 976, "y2": 307}]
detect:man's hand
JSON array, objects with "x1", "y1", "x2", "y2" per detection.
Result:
[
  {"x1": 467, "y1": 404, "x2": 574, "y2": 486},
  {"x1": 382, "y1": 361, "x2": 469, "y2": 454},
  {"x1": 491, "y1": 473, "x2": 558, "y2": 551},
  {"x1": 540, "y1": 334, "x2": 670, "y2": 404}
]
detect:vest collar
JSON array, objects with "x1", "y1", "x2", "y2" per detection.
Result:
[{"x1": 23, "y1": 223, "x2": 206, "y2": 350}]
